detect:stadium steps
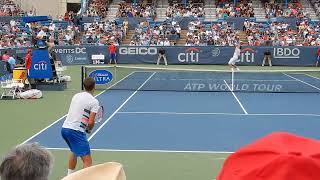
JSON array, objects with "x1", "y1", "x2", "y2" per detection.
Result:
[
  {"x1": 253, "y1": 8, "x2": 268, "y2": 22},
  {"x1": 157, "y1": 0, "x2": 169, "y2": 8},
  {"x1": 204, "y1": 7, "x2": 218, "y2": 21},
  {"x1": 204, "y1": 0, "x2": 215, "y2": 8},
  {"x1": 303, "y1": 7, "x2": 319, "y2": 20},
  {"x1": 239, "y1": 31, "x2": 248, "y2": 45},
  {"x1": 176, "y1": 30, "x2": 188, "y2": 45},
  {"x1": 301, "y1": 0, "x2": 319, "y2": 20},
  {"x1": 156, "y1": 8, "x2": 167, "y2": 22},
  {"x1": 105, "y1": 7, "x2": 119, "y2": 21},
  {"x1": 122, "y1": 30, "x2": 135, "y2": 45}
]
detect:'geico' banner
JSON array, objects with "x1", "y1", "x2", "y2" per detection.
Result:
[
  {"x1": 28, "y1": 49, "x2": 53, "y2": 79},
  {"x1": 53, "y1": 46, "x2": 318, "y2": 66}
]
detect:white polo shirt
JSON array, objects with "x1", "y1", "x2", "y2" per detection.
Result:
[{"x1": 62, "y1": 92, "x2": 100, "y2": 133}]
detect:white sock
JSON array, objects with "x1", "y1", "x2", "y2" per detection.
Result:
[{"x1": 68, "y1": 169, "x2": 75, "y2": 175}]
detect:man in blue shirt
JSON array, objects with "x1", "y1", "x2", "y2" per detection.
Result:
[{"x1": 7, "y1": 56, "x2": 16, "y2": 72}]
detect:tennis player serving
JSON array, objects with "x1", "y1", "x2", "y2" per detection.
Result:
[
  {"x1": 61, "y1": 77, "x2": 100, "y2": 175},
  {"x1": 228, "y1": 44, "x2": 241, "y2": 71}
]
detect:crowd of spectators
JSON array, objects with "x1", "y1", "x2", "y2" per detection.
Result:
[
  {"x1": 166, "y1": 3, "x2": 204, "y2": 18},
  {"x1": 244, "y1": 20, "x2": 308, "y2": 46},
  {"x1": 83, "y1": 0, "x2": 110, "y2": 18},
  {"x1": 129, "y1": 20, "x2": 180, "y2": 46},
  {"x1": 297, "y1": 20, "x2": 320, "y2": 46},
  {"x1": 83, "y1": 20, "x2": 125, "y2": 45},
  {"x1": 150, "y1": 21, "x2": 180, "y2": 46},
  {"x1": 117, "y1": 2, "x2": 156, "y2": 19},
  {"x1": 185, "y1": 20, "x2": 240, "y2": 46},
  {"x1": 265, "y1": 1, "x2": 305, "y2": 18},
  {"x1": 130, "y1": 21, "x2": 152, "y2": 45},
  {"x1": 216, "y1": 0, "x2": 254, "y2": 18},
  {"x1": 2, "y1": 0, "x2": 320, "y2": 47},
  {"x1": 0, "y1": 16, "x2": 84, "y2": 49},
  {"x1": 243, "y1": 18, "x2": 320, "y2": 46}
]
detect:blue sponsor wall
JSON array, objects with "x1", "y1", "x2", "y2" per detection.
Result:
[
  {"x1": 53, "y1": 45, "x2": 319, "y2": 66},
  {"x1": 0, "y1": 46, "x2": 317, "y2": 66}
]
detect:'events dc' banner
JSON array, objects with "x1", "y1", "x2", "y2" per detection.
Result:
[{"x1": 53, "y1": 46, "x2": 319, "y2": 66}]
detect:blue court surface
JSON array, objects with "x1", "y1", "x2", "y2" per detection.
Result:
[{"x1": 25, "y1": 71, "x2": 320, "y2": 153}]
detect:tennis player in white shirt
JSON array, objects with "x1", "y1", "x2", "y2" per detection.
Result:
[
  {"x1": 228, "y1": 44, "x2": 241, "y2": 71},
  {"x1": 61, "y1": 77, "x2": 100, "y2": 175}
]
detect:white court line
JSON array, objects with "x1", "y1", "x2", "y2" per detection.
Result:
[
  {"x1": 223, "y1": 80, "x2": 248, "y2": 115},
  {"x1": 88, "y1": 72, "x2": 156, "y2": 141},
  {"x1": 283, "y1": 73, "x2": 320, "y2": 91},
  {"x1": 303, "y1": 73, "x2": 320, "y2": 81},
  {"x1": 46, "y1": 147, "x2": 233, "y2": 154},
  {"x1": 118, "y1": 111, "x2": 320, "y2": 117},
  {"x1": 153, "y1": 78, "x2": 296, "y2": 82},
  {"x1": 21, "y1": 71, "x2": 136, "y2": 145}
]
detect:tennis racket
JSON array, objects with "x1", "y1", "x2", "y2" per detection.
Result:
[{"x1": 95, "y1": 106, "x2": 104, "y2": 123}]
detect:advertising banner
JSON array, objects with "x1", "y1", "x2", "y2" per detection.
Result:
[
  {"x1": 50, "y1": 46, "x2": 320, "y2": 66},
  {"x1": 28, "y1": 49, "x2": 53, "y2": 79}
]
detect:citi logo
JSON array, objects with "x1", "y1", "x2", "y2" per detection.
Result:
[
  {"x1": 34, "y1": 61, "x2": 47, "y2": 70},
  {"x1": 239, "y1": 48, "x2": 256, "y2": 63},
  {"x1": 178, "y1": 48, "x2": 201, "y2": 63}
]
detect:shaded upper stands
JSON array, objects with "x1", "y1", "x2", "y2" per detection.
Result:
[{"x1": 216, "y1": 0, "x2": 255, "y2": 18}]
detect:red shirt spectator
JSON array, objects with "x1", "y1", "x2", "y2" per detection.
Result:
[
  {"x1": 317, "y1": 48, "x2": 320, "y2": 56},
  {"x1": 108, "y1": 43, "x2": 117, "y2": 54},
  {"x1": 64, "y1": 13, "x2": 70, "y2": 21},
  {"x1": 25, "y1": 49, "x2": 32, "y2": 70},
  {"x1": 2, "y1": 51, "x2": 9, "y2": 61}
]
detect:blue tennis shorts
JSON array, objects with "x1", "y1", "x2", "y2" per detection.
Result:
[
  {"x1": 61, "y1": 128, "x2": 91, "y2": 157},
  {"x1": 110, "y1": 53, "x2": 116, "y2": 61},
  {"x1": 317, "y1": 56, "x2": 320, "y2": 62}
]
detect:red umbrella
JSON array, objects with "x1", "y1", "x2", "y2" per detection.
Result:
[{"x1": 217, "y1": 132, "x2": 320, "y2": 180}]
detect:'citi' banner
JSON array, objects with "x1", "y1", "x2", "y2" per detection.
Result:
[{"x1": 28, "y1": 49, "x2": 53, "y2": 79}]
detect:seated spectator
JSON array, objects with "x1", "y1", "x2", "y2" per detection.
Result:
[
  {"x1": 2, "y1": 50, "x2": 9, "y2": 61},
  {"x1": 0, "y1": 143, "x2": 53, "y2": 180}
]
